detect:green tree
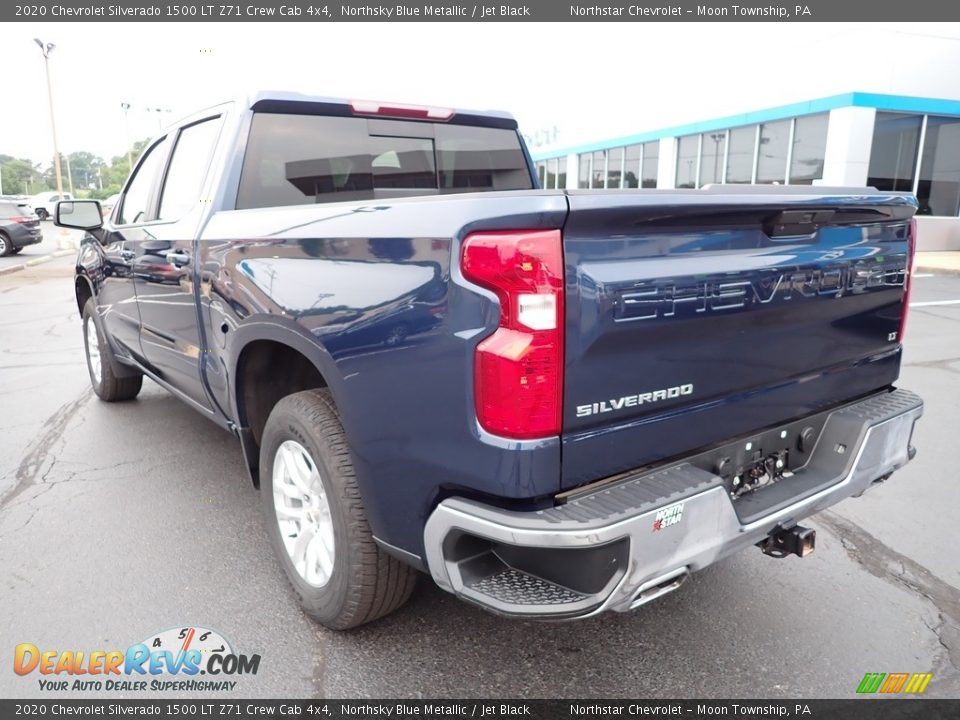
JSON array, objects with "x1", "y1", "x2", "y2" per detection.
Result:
[
  {"x1": 66, "y1": 151, "x2": 107, "y2": 191},
  {"x1": 2, "y1": 137, "x2": 151, "y2": 198},
  {"x1": 0, "y1": 157, "x2": 42, "y2": 195}
]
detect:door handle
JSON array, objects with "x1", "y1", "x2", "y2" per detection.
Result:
[{"x1": 166, "y1": 250, "x2": 191, "y2": 267}]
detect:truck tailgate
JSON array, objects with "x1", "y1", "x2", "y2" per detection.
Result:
[{"x1": 561, "y1": 189, "x2": 916, "y2": 489}]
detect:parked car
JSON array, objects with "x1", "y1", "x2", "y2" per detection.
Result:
[
  {"x1": 0, "y1": 199, "x2": 42, "y2": 256},
  {"x1": 100, "y1": 193, "x2": 120, "y2": 219},
  {"x1": 30, "y1": 191, "x2": 73, "y2": 221},
  {"x1": 58, "y1": 92, "x2": 923, "y2": 630}
]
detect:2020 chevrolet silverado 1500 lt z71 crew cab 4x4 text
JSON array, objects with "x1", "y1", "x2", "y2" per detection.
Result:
[{"x1": 56, "y1": 92, "x2": 923, "y2": 629}]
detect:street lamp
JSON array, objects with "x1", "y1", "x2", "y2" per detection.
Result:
[
  {"x1": 145, "y1": 107, "x2": 173, "y2": 132},
  {"x1": 34, "y1": 38, "x2": 64, "y2": 200}
]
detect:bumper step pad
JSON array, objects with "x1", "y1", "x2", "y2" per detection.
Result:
[{"x1": 468, "y1": 568, "x2": 587, "y2": 606}]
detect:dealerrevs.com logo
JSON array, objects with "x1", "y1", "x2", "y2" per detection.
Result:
[{"x1": 14, "y1": 626, "x2": 261, "y2": 692}]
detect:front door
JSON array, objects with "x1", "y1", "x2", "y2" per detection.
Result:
[{"x1": 95, "y1": 136, "x2": 170, "y2": 362}]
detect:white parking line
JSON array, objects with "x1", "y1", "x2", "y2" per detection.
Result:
[
  {"x1": 913, "y1": 273, "x2": 935, "y2": 278},
  {"x1": 910, "y1": 299, "x2": 960, "y2": 307}
]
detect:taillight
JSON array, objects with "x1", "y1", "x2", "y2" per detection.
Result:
[
  {"x1": 899, "y1": 217, "x2": 917, "y2": 342},
  {"x1": 349, "y1": 99, "x2": 454, "y2": 121},
  {"x1": 461, "y1": 229, "x2": 564, "y2": 439},
  {"x1": 10, "y1": 216, "x2": 34, "y2": 224}
]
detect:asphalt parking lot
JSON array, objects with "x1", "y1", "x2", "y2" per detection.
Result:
[{"x1": 1, "y1": 228, "x2": 958, "y2": 699}]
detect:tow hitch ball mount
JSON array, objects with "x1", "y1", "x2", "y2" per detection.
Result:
[{"x1": 759, "y1": 524, "x2": 816, "y2": 559}]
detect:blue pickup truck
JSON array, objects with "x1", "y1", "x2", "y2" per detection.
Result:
[{"x1": 56, "y1": 92, "x2": 923, "y2": 629}]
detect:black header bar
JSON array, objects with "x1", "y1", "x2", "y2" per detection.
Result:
[
  {"x1": 1, "y1": 699, "x2": 958, "y2": 720},
  {"x1": 6, "y1": 0, "x2": 960, "y2": 22}
]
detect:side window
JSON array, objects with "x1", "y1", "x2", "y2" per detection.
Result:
[
  {"x1": 157, "y1": 117, "x2": 222, "y2": 221},
  {"x1": 118, "y1": 140, "x2": 167, "y2": 225}
]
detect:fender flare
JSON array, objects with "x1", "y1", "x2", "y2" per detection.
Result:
[{"x1": 225, "y1": 318, "x2": 348, "y2": 485}]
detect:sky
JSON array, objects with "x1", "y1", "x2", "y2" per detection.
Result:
[{"x1": 3, "y1": 22, "x2": 960, "y2": 173}]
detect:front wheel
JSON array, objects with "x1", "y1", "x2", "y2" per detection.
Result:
[
  {"x1": 36, "y1": 209, "x2": 49, "y2": 221},
  {"x1": 82, "y1": 298, "x2": 143, "y2": 401},
  {"x1": 260, "y1": 389, "x2": 417, "y2": 630}
]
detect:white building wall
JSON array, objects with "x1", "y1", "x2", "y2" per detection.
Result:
[
  {"x1": 916, "y1": 217, "x2": 960, "y2": 251},
  {"x1": 657, "y1": 137, "x2": 677, "y2": 189},
  {"x1": 818, "y1": 107, "x2": 876, "y2": 187},
  {"x1": 565, "y1": 153, "x2": 578, "y2": 190}
]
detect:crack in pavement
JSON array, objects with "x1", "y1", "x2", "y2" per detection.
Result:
[
  {"x1": 0, "y1": 457, "x2": 177, "y2": 537},
  {"x1": 818, "y1": 511, "x2": 960, "y2": 685},
  {"x1": 0, "y1": 388, "x2": 92, "y2": 508}
]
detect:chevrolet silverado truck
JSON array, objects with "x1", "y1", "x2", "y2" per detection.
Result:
[{"x1": 56, "y1": 92, "x2": 923, "y2": 629}]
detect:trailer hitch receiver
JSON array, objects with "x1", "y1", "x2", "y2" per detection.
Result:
[{"x1": 759, "y1": 524, "x2": 816, "y2": 559}]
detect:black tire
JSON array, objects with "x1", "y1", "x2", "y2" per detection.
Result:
[
  {"x1": 82, "y1": 298, "x2": 143, "y2": 401},
  {"x1": 36, "y1": 208, "x2": 49, "y2": 221},
  {"x1": 0, "y1": 232, "x2": 12, "y2": 257},
  {"x1": 260, "y1": 388, "x2": 417, "y2": 630}
]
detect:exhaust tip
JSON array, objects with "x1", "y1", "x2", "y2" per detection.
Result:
[{"x1": 629, "y1": 567, "x2": 689, "y2": 609}]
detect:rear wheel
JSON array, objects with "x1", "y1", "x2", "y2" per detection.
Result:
[
  {"x1": 36, "y1": 208, "x2": 49, "y2": 221},
  {"x1": 82, "y1": 298, "x2": 143, "y2": 401},
  {"x1": 0, "y1": 232, "x2": 12, "y2": 257},
  {"x1": 260, "y1": 388, "x2": 417, "y2": 630}
]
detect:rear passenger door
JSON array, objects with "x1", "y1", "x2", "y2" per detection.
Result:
[{"x1": 133, "y1": 115, "x2": 223, "y2": 414}]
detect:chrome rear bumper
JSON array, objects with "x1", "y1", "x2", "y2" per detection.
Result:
[{"x1": 424, "y1": 388, "x2": 923, "y2": 618}]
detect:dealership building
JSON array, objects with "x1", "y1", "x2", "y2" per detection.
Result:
[{"x1": 531, "y1": 92, "x2": 960, "y2": 250}]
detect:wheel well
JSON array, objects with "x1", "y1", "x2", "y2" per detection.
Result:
[
  {"x1": 75, "y1": 278, "x2": 93, "y2": 316},
  {"x1": 236, "y1": 340, "x2": 328, "y2": 450}
]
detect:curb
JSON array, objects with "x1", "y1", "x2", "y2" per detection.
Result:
[
  {"x1": 0, "y1": 249, "x2": 75, "y2": 277},
  {"x1": 915, "y1": 264, "x2": 960, "y2": 277}
]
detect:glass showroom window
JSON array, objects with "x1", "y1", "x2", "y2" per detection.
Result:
[
  {"x1": 726, "y1": 126, "x2": 755, "y2": 184},
  {"x1": 868, "y1": 113, "x2": 922, "y2": 192},
  {"x1": 544, "y1": 158, "x2": 558, "y2": 189},
  {"x1": 642, "y1": 141, "x2": 658, "y2": 188},
  {"x1": 789, "y1": 114, "x2": 828, "y2": 184},
  {"x1": 578, "y1": 153, "x2": 591, "y2": 188},
  {"x1": 607, "y1": 147, "x2": 624, "y2": 189},
  {"x1": 756, "y1": 120, "x2": 790, "y2": 184},
  {"x1": 676, "y1": 135, "x2": 699, "y2": 188},
  {"x1": 624, "y1": 144, "x2": 641, "y2": 188},
  {"x1": 557, "y1": 157, "x2": 567, "y2": 190},
  {"x1": 917, "y1": 115, "x2": 960, "y2": 216},
  {"x1": 536, "y1": 161, "x2": 546, "y2": 187},
  {"x1": 699, "y1": 131, "x2": 727, "y2": 187},
  {"x1": 592, "y1": 150, "x2": 606, "y2": 188}
]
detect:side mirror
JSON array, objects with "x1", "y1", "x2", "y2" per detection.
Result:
[{"x1": 55, "y1": 200, "x2": 103, "y2": 231}]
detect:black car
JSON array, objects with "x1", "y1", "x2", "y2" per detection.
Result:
[{"x1": 0, "y1": 200, "x2": 43, "y2": 256}]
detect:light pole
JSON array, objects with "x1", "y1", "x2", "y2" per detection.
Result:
[
  {"x1": 120, "y1": 102, "x2": 133, "y2": 172},
  {"x1": 34, "y1": 38, "x2": 64, "y2": 199},
  {"x1": 710, "y1": 132, "x2": 724, "y2": 185},
  {"x1": 64, "y1": 152, "x2": 74, "y2": 194},
  {"x1": 145, "y1": 107, "x2": 173, "y2": 132}
]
